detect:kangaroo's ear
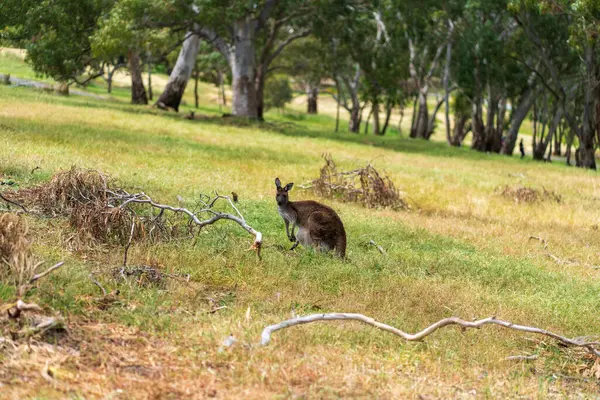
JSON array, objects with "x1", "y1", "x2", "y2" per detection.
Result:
[
  {"x1": 285, "y1": 182, "x2": 294, "y2": 192},
  {"x1": 275, "y1": 177, "x2": 282, "y2": 189}
]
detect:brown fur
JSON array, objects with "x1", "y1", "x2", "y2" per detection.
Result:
[{"x1": 275, "y1": 178, "x2": 346, "y2": 258}]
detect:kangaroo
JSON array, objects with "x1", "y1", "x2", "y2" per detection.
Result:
[{"x1": 275, "y1": 177, "x2": 346, "y2": 258}]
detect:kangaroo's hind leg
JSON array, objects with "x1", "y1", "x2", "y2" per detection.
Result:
[{"x1": 307, "y1": 212, "x2": 336, "y2": 254}]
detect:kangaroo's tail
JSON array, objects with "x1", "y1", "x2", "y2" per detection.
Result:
[{"x1": 335, "y1": 231, "x2": 346, "y2": 259}]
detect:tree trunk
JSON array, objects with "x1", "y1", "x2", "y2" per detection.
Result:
[
  {"x1": 381, "y1": 100, "x2": 393, "y2": 135},
  {"x1": 534, "y1": 107, "x2": 562, "y2": 161},
  {"x1": 471, "y1": 95, "x2": 485, "y2": 151},
  {"x1": 307, "y1": 84, "x2": 318, "y2": 114},
  {"x1": 565, "y1": 129, "x2": 575, "y2": 166},
  {"x1": 219, "y1": 70, "x2": 227, "y2": 107},
  {"x1": 349, "y1": 105, "x2": 361, "y2": 133},
  {"x1": 193, "y1": 70, "x2": 199, "y2": 109},
  {"x1": 335, "y1": 98, "x2": 340, "y2": 132},
  {"x1": 493, "y1": 97, "x2": 507, "y2": 153},
  {"x1": 156, "y1": 31, "x2": 200, "y2": 111},
  {"x1": 553, "y1": 121, "x2": 563, "y2": 156},
  {"x1": 410, "y1": 93, "x2": 418, "y2": 137},
  {"x1": 372, "y1": 101, "x2": 380, "y2": 135},
  {"x1": 501, "y1": 86, "x2": 538, "y2": 155},
  {"x1": 364, "y1": 107, "x2": 372, "y2": 134},
  {"x1": 450, "y1": 115, "x2": 469, "y2": 146},
  {"x1": 411, "y1": 90, "x2": 429, "y2": 138},
  {"x1": 128, "y1": 50, "x2": 148, "y2": 105},
  {"x1": 231, "y1": 18, "x2": 258, "y2": 118},
  {"x1": 255, "y1": 65, "x2": 266, "y2": 120},
  {"x1": 147, "y1": 63, "x2": 153, "y2": 101},
  {"x1": 444, "y1": 32, "x2": 453, "y2": 145},
  {"x1": 107, "y1": 72, "x2": 113, "y2": 94},
  {"x1": 578, "y1": 43, "x2": 598, "y2": 169},
  {"x1": 426, "y1": 97, "x2": 447, "y2": 139}
]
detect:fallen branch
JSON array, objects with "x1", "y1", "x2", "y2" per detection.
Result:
[
  {"x1": 89, "y1": 273, "x2": 107, "y2": 296},
  {"x1": 529, "y1": 236, "x2": 599, "y2": 268},
  {"x1": 506, "y1": 354, "x2": 538, "y2": 361},
  {"x1": 260, "y1": 313, "x2": 600, "y2": 358},
  {"x1": 7, "y1": 300, "x2": 43, "y2": 318},
  {"x1": 108, "y1": 190, "x2": 262, "y2": 259},
  {"x1": 0, "y1": 192, "x2": 29, "y2": 213},
  {"x1": 29, "y1": 262, "x2": 65, "y2": 284}
]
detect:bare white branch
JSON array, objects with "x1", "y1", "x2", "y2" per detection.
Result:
[
  {"x1": 260, "y1": 313, "x2": 600, "y2": 357},
  {"x1": 506, "y1": 354, "x2": 538, "y2": 361},
  {"x1": 29, "y1": 262, "x2": 65, "y2": 284},
  {"x1": 108, "y1": 191, "x2": 262, "y2": 259},
  {"x1": 369, "y1": 240, "x2": 386, "y2": 255},
  {"x1": 89, "y1": 273, "x2": 107, "y2": 296}
]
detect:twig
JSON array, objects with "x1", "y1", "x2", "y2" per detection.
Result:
[
  {"x1": 528, "y1": 236, "x2": 548, "y2": 250},
  {"x1": 369, "y1": 240, "x2": 387, "y2": 255},
  {"x1": 529, "y1": 236, "x2": 598, "y2": 268},
  {"x1": 29, "y1": 262, "x2": 65, "y2": 284},
  {"x1": 41, "y1": 361, "x2": 54, "y2": 383},
  {"x1": 89, "y1": 273, "x2": 107, "y2": 296},
  {"x1": 260, "y1": 313, "x2": 600, "y2": 358},
  {"x1": 506, "y1": 354, "x2": 538, "y2": 361},
  {"x1": 123, "y1": 218, "x2": 136, "y2": 267},
  {"x1": 6, "y1": 300, "x2": 43, "y2": 319},
  {"x1": 0, "y1": 192, "x2": 29, "y2": 213},
  {"x1": 208, "y1": 306, "x2": 228, "y2": 314}
]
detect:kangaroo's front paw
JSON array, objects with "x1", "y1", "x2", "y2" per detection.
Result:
[
  {"x1": 288, "y1": 234, "x2": 296, "y2": 242},
  {"x1": 290, "y1": 241, "x2": 299, "y2": 251}
]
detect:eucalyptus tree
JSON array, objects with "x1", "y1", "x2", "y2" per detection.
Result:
[
  {"x1": 512, "y1": 0, "x2": 600, "y2": 168},
  {"x1": 273, "y1": 38, "x2": 330, "y2": 114},
  {"x1": 0, "y1": 0, "x2": 114, "y2": 92},
  {"x1": 92, "y1": 1, "x2": 155, "y2": 104},
  {"x1": 154, "y1": 0, "x2": 315, "y2": 117}
]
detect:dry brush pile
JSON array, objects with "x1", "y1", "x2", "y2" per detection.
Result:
[
  {"x1": 4, "y1": 167, "x2": 261, "y2": 254},
  {"x1": 304, "y1": 154, "x2": 409, "y2": 210}
]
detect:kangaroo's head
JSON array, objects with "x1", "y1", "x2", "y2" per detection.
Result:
[{"x1": 275, "y1": 177, "x2": 293, "y2": 206}]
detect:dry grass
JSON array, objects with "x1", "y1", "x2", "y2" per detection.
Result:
[
  {"x1": 0, "y1": 213, "x2": 37, "y2": 286},
  {"x1": 497, "y1": 185, "x2": 562, "y2": 204},
  {"x1": 3, "y1": 60, "x2": 600, "y2": 398},
  {"x1": 309, "y1": 154, "x2": 409, "y2": 210}
]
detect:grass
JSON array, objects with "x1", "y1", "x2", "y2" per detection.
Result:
[{"x1": 1, "y1": 53, "x2": 600, "y2": 398}]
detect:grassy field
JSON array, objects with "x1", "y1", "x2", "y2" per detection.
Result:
[{"x1": 1, "y1": 53, "x2": 600, "y2": 399}]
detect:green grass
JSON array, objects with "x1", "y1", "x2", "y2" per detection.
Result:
[{"x1": 1, "y1": 52, "x2": 599, "y2": 398}]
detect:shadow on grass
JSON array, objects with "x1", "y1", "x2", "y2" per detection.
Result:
[{"x1": 2, "y1": 85, "x2": 534, "y2": 165}]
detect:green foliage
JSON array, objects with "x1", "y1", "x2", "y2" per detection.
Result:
[
  {"x1": 1, "y1": 0, "x2": 112, "y2": 82},
  {"x1": 194, "y1": 42, "x2": 229, "y2": 86},
  {"x1": 264, "y1": 76, "x2": 293, "y2": 111}
]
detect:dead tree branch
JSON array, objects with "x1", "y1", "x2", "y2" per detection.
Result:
[
  {"x1": 260, "y1": 313, "x2": 600, "y2": 358},
  {"x1": 107, "y1": 190, "x2": 262, "y2": 259},
  {"x1": 89, "y1": 273, "x2": 107, "y2": 296},
  {"x1": 0, "y1": 192, "x2": 29, "y2": 213},
  {"x1": 529, "y1": 236, "x2": 599, "y2": 268},
  {"x1": 28, "y1": 262, "x2": 65, "y2": 284},
  {"x1": 506, "y1": 354, "x2": 538, "y2": 361},
  {"x1": 7, "y1": 300, "x2": 43, "y2": 318}
]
